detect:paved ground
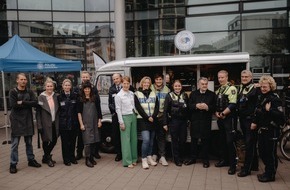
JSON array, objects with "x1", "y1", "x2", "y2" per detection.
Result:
[{"x1": 0, "y1": 111, "x2": 289, "y2": 190}]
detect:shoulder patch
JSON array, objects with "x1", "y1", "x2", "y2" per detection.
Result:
[{"x1": 231, "y1": 90, "x2": 236, "y2": 95}]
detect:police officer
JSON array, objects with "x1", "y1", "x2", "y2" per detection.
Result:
[
  {"x1": 163, "y1": 80, "x2": 189, "y2": 166},
  {"x1": 237, "y1": 70, "x2": 259, "y2": 177},
  {"x1": 215, "y1": 70, "x2": 237, "y2": 175},
  {"x1": 251, "y1": 75, "x2": 284, "y2": 182}
]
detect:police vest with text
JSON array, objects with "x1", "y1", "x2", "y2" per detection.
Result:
[
  {"x1": 168, "y1": 92, "x2": 187, "y2": 119},
  {"x1": 237, "y1": 83, "x2": 255, "y2": 114},
  {"x1": 135, "y1": 91, "x2": 157, "y2": 119}
]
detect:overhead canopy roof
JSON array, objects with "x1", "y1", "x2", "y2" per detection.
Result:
[{"x1": 0, "y1": 35, "x2": 81, "y2": 72}]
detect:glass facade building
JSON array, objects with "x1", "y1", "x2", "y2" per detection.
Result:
[{"x1": 0, "y1": 0, "x2": 289, "y2": 88}]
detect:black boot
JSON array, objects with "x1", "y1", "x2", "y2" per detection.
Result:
[
  {"x1": 86, "y1": 157, "x2": 94, "y2": 168},
  {"x1": 10, "y1": 164, "x2": 17, "y2": 174},
  {"x1": 46, "y1": 155, "x2": 55, "y2": 167},
  {"x1": 90, "y1": 155, "x2": 97, "y2": 165}
]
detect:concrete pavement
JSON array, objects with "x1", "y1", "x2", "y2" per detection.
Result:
[{"x1": 0, "y1": 111, "x2": 289, "y2": 190}]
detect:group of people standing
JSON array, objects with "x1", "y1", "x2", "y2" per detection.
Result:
[
  {"x1": 9, "y1": 71, "x2": 102, "y2": 174},
  {"x1": 8, "y1": 70, "x2": 285, "y2": 183}
]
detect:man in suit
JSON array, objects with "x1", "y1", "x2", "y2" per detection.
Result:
[{"x1": 109, "y1": 73, "x2": 123, "y2": 161}]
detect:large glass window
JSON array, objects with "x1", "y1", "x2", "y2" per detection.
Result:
[
  {"x1": 243, "y1": 0, "x2": 287, "y2": 11},
  {"x1": 242, "y1": 11, "x2": 287, "y2": 30},
  {"x1": 5, "y1": 11, "x2": 18, "y2": 20},
  {"x1": 5, "y1": 0, "x2": 17, "y2": 9},
  {"x1": 242, "y1": 29, "x2": 289, "y2": 55},
  {"x1": 86, "y1": 23, "x2": 113, "y2": 37},
  {"x1": 18, "y1": 0, "x2": 51, "y2": 10},
  {"x1": 19, "y1": 22, "x2": 52, "y2": 37},
  {"x1": 188, "y1": 3, "x2": 238, "y2": 15},
  {"x1": 85, "y1": 13, "x2": 110, "y2": 22},
  {"x1": 52, "y1": 0, "x2": 84, "y2": 11},
  {"x1": 85, "y1": 0, "x2": 109, "y2": 12},
  {"x1": 18, "y1": 11, "x2": 52, "y2": 21},
  {"x1": 54, "y1": 38, "x2": 85, "y2": 60},
  {"x1": 188, "y1": 0, "x2": 238, "y2": 5},
  {"x1": 186, "y1": 14, "x2": 240, "y2": 32},
  {"x1": 193, "y1": 31, "x2": 240, "y2": 53},
  {"x1": 53, "y1": 12, "x2": 84, "y2": 22},
  {"x1": 53, "y1": 22, "x2": 85, "y2": 37}
]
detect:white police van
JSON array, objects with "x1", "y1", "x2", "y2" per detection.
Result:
[{"x1": 94, "y1": 52, "x2": 250, "y2": 153}]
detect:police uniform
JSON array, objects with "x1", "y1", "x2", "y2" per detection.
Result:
[
  {"x1": 215, "y1": 82, "x2": 237, "y2": 173},
  {"x1": 253, "y1": 92, "x2": 284, "y2": 182},
  {"x1": 163, "y1": 91, "x2": 189, "y2": 165},
  {"x1": 237, "y1": 82, "x2": 260, "y2": 176}
]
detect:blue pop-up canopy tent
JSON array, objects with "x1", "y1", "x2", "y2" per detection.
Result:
[{"x1": 0, "y1": 35, "x2": 82, "y2": 144}]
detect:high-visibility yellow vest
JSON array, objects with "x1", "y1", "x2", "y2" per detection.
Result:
[{"x1": 135, "y1": 90, "x2": 157, "y2": 118}]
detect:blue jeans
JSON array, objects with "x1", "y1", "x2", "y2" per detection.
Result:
[
  {"x1": 10, "y1": 136, "x2": 35, "y2": 165},
  {"x1": 141, "y1": 130, "x2": 155, "y2": 158}
]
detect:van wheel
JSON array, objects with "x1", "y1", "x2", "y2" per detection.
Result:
[{"x1": 100, "y1": 122, "x2": 115, "y2": 153}]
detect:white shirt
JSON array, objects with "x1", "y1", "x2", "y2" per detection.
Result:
[{"x1": 115, "y1": 89, "x2": 135, "y2": 124}]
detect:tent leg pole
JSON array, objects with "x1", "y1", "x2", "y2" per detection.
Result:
[{"x1": 1, "y1": 71, "x2": 11, "y2": 145}]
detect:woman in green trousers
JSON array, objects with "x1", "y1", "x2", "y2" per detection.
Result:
[{"x1": 115, "y1": 76, "x2": 138, "y2": 168}]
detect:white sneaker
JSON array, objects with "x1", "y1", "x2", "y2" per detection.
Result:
[
  {"x1": 152, "y1": 154, "x2": 157, "y2": 162},
  {"x1": 147, "y1": 156, "x2": 157, "y2": 166},
  {"x1": 142, "y1": 158, "x2": 149, "y2": 169},
  {"x1": 159, "y1": 156, "x2": 169, "y2": 166}
]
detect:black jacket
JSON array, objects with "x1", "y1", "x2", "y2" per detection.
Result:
[
  {"x1": 253, "y1": 91, "x2": 285, "y2": 129},
  {"x1": 9, "y1": 87, "x2": 38, "y2": 137},
  {"x1": 58, "y1": 90, "x2": 79, "y2": 130},
  {"x1": 163, "y1": 91, "x2": 189, "y2": 126},
  {"x1": 188, "y1": 89, "x2": 216, "y2": 138}
]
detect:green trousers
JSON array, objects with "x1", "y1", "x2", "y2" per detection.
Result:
[{"x1": 120, "y1": 114, "x2": 138, "y2": 167}]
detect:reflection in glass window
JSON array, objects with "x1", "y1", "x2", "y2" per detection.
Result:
[
  {"x1": 193, "y1": 32, "x2": 240, "y2": 53},
  {"x1": 5, "y1": 0, "x2": 17, "y2": 9},
  {"x1": 53, "y1": 12, "x2": 84, "y2": 22},
  {"x1": 19, "y1": 22, "x2": 52, "y2": 37},
  {"x1": 53, "y1": 23, "x2": 85, "y2": 37},
  {"x1": 244, "y1": 0, "x2": 287, "y2": 11},
  {"x1": 86, "y1": 23, "x2": 113, "y2": 37},
  {"x1": 186, "y1": 14, "x2": 240, "y2": 32},
  {"x1": 96, "y1": 75, "x2": 113, "y2": 95},
  {"x1": 242, "y1": 11, "x2": 287, "y2": 30},
  {"x1": 18, "y1": 0, "x2": 51, "y2": 10},
  {"x1": 242, "y1": 29, "x2": 288, "y2": 55},
  {"x1": 85, "y1": 0, "x2": 109, "y2": 11},
  {"x1": 188, "y1": 3, "x2": 238, "y2": 15},
  {"x1": 54, "y1": 38, "x2": 85, "y2": 60},
  {"x1": 187, "y1": 0, "x2": 238, "y2": 5},
  {"x1": 85, "y1": 13, "x2": 110, "y2": 22},
  {"x1": 52, "y1": 0, "x2": 84, "y2": 11},
  {"x1": 19, "y1": 11, "x2": 52, "y2": 21}
]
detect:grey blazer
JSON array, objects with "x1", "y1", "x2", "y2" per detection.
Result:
[{"x1": 36, "y1": 93, "x2": 60, "y2": 142}]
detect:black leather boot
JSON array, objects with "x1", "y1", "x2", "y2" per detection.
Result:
[{"x1": 86, "y1": 157, "x2": 94, "y2": 168}]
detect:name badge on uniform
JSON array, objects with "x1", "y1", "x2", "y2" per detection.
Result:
[
  {"x1": 60, "y1": 101, "x2": 65, "y2": 106},
  {"x1": 38, "y1": 101, "x2": 43, "y2": 105},
  {"x1": 179, "y1": 99, "x2": 184, "y2": 103}
]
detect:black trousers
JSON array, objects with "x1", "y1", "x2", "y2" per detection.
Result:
[
  {"x1": 43, "y1": 124, "x2": 57, "y2": 156},
  {"x1": 60, "y1": 129, "x2": 77, "y2": 163},
  {"x1": 240, "y1": 116, "x2": 258, "y2": 172},
  {"x1": 258, "y1": 128, "x2": 279, "y2": 177},
  {"x1": 190, "y1": 137, "x2": 210, "y2": 162},
  {"x1": 217, "y1": 116, "x2": 237, "y2": 168},
  {"x1": 112, "y1": 113, "x2": 121, "y2": 155},
  {"x1": 76, "y1": 128, "x2": 84, "y2": 155},
  {"x1": 169, "y1": 119, "x2": 187, "y2": 162}
]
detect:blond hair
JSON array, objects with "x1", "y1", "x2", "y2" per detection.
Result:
[
  {"x1": 43, "y1": 77, "x2": 55, "y2": 90},
  {"x1": 139, "y1": 76, "x2": 152, "y2": 88},
  {"x1": 62, "y1": 79, "x2": 72, "y2": 86},
  {"x1": 259, "y1": 75, "x2": 276, "y2": 91}
]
